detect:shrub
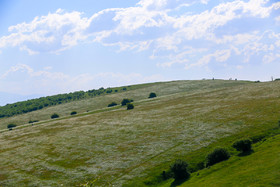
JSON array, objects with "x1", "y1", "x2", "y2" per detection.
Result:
[
  {"x1": 206, "y1": 148, "x2": 230, "y2": 167},
  {"x1": 29, "y1": 120, "x2": 39, "y2": 123},
  {"x1": 148, "y1": 92, "x2": 157, "y2": 98},
  {"x1": 121, "y1": 98, "x2": 133, "y2": 106},
  {"x1": 51, "y1": 113, "x2": 59, "y2": 119},
  {"x1": 106, "y1": 89, "x2": 112, "y2": 93},
  {"x1": 7, "y1": 124, "x2": 17, "y2": 129},
  {"x1": 108, "y1": 102, "x2": 118, "y2": 107},
  {"x1": 127, "y1": 103, "x2": 134, "y2": 110},
  {"x1": 70, "y1": 111, "x2": 77, "y2": 115},
  {"x1": 170, "y1": 159, "x2": 190, "y2": 180},
  {"x1": 250, "y1": 134, "x2": 266, "y2": 143},
  {"x1": 233, "y1": 139, "x2": 252, "y2": 152}
]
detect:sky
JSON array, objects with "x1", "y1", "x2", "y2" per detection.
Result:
[{"x1": 0, "y1": 0, "x2": 280, "y2": 105}]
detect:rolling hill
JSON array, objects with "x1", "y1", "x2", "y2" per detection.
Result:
[{"x1": 0, "y1": 79, "x2": 279, "y2": 186}]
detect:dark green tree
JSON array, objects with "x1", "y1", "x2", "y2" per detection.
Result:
[
  {"x1": 70, "y1": 111, "x2": 77, "y2": 115},
  {"x1": 51, "y1": 113, "x2": 59, "y2": 119},
  {"x1": 127, "y1": 103, "x2": 134, "y2": 110},
  {"x1": 148, "y1": 92, "x2": 157, "y2": 98},
  {"x1": 121, "y1": 98, "x2": 133, "y2": 106},
  {"x1": 170, "y1": 159, "x2": 190, "y2": 180},
  {"x1": 108, "y1": 102, "x2": 118, "y2": 107},
  {"x1": 7, "y1": 124, "x2": 17, "y2": 130},
  {"x1": 206, "y1": 148, "x2": 230, "y2": 167},
  {"x1": 233, "y1": 139, "x2": 252, "y2": 153}
]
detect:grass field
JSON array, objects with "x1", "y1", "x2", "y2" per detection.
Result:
[
  {"x1": 0, "y1": 80, "x2": 247, "y2": 130},
  {"x1": 162, "y1": 133, "x2": 280, "y2": 187},
  {"x1": 0, "y1": 80, "x2": 280, "y2": 186}
]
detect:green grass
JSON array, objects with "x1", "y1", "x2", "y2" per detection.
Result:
[
  {"x1": 0, "y1": 80, "x2": 249, "y2": 130},
  {"x1": 0, "y1": 80, "x2": 279, "y2": 186},
  {"x1": 161, "y1": 133, "x2": 280, "y2": 187}
]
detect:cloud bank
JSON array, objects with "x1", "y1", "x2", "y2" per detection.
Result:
[
  {"x1": 0, "y1": 0, "x2": 280, "y2": 69},
  {"x1": 0, "y1": 64, "x2": 164, "y2": 95}
]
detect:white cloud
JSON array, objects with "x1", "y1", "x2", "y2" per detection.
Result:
[
  {"x1": 262, "y1": 53, "x2": 280, "y2": 64},
  {"x1": 0, "y1": 64, "x2": 164, "y2": 95},
  {"x1": 0, "y1": 9, "x2": 90, "y2": 54},
  {"x1": 0, "y1": 0, "x2": 279, "y2": 70},
  {"x1": 185, "y1": 49, "x2": 231, "y2": 69},
  {"x1": 236, "y1": 65, "x2": 243, "y2": 69}
]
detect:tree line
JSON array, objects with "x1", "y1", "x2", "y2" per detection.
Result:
[{"x1": 0, "y1": 87, "x2": 128, "y2": 118}]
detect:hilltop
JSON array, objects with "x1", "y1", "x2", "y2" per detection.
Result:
[{"x1": 0, "y1": 79, "x2": 279, "y2": 186}]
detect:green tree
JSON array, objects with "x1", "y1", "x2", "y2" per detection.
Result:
[
  {"x1": 70, "y1": 111, "x2": 77, "y2": 115},
  {"x1": 7, "y1": 124, "x2": 17, "y2": 130},
  {"x1": 127, "y1": 103, "x2": 134, "y2": 110},
  {"x1": 121, "y1": 98, "x2": 133, "y2": 106},
  {"x1": 170, "y1": 159, "x2": 190, "y2": 180},
  {"x1": 148, "y1": 92, "x2": 157, "y2": 98},
  {"x1": 206, "y1": 148, "x2": 230, "y2": 167},
  {"x1": 108, "y1": 102, "x2": 118, "y2": 107},
  {"x1": 51, "y1": 113, "x2": 59, "y2": 119},
  {"x1": 233, "y1": 139, "x2": 252, "y2": 153}
]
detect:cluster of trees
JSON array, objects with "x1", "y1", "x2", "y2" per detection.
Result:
[
  {"x1": 0, "y1": 87, "x2": 129, "y2": 118},
  {"x1": 107, "y1": 98, "x2": 135, "y2": 110},
  {"x1": 5, "y1": 91, "x2": 157, "y2": 131},
  {"x1": 164, "y1": 139, "x2": 253, "y2": 182}
]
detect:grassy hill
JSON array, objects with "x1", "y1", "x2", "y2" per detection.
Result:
[
  {"x1": 0, "y1": 79, "x2": 279, "y2": 186},
  {"x1": 0, "y1": 79, "x2": 247, "y2": 130},
  {"x1": 162, "y1": 133, "x2": 280, "y2": 187}
]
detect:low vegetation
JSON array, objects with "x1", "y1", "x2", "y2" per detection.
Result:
[
  {"x1": 148, "y1": 92, "x2": 157, "y2": 98},
  {"x1": 233, "y1": 139, "x2": 252, "y2": 153},
  {"x1": 107, "y1": 102, "x2": 118, "y2": 107},
  {"x1": 127, "y1": 103, "x2": 134, "y2": 110},
  {"x1": 0, "y1": 86, "x2": 129, "y2": 118},
  {"x1": 0, "y1": 80, "x2": 280, "y2": 186},
  {"x1": 170, "y1": 159, "x2": 190, "y2": 180},
  {"x1": 28, "y1": 120, "x2": 39, "y2": 123},
  {"x1": 7, "y1": 123, "x2": 16, "y2": 130},
  {"x1": 51, "y1": 113, "x2": 59, "y2": 119},
  {"x1": 205, "y1": 148, "x2": 230, "y2": 167},
  {"x1": 70, "y1": 111, "x2": 77, "y2": 115},
  {"x1": 121, "y1": 98, "x2": 133, "y2": 106}
]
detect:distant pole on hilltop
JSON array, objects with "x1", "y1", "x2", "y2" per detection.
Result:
[{"x1": 271, "y1": 76, "x2": 274, "y2": 81}]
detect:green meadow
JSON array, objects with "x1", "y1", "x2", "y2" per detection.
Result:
[{"x1": 0, "y1": 80, "x2": 280, "y2": 186}]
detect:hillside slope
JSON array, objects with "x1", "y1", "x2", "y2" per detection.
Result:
[
  {"x1": 0, "y1": 80, "x2": 279, "y2": 186},
  {"x1": 165, "y1": 134, "x2": 280, "y2": 187},
  {"x1": 0, "y1": 80, "x2": 248, "y2": 130}
]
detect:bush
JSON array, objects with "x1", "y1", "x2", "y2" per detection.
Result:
[
  {"x1": 108, "y1": 102, "x2": 118, "y2": 107},
  {"x1": 28, "y1": 120, "x2": 39, "y2": 123},
  {"x1": 250, "y1": 134, "x2": 266, "y2": 143},
  {"x1": 206, "y1": 148, "x2": 230, "y2": 167},
  {"x1": 106, "y1": 89, "x2": 112, "y2": 93},
  {"x1": 7, "y1": 124, "x2": 17, "y2": 129},
  {"x1": 233, "y1": 139, "x2": 252, "y2": 152},
  {"x1": 121, "y1": 98, "x2": 133, "y2": 106},
  {"x1": 170, "y1": 159, "x2": 190, "y2": 180},
  {"x1": 51, "y1": 113, "x2": 59, "y2": 119},
  {"x1": 148, "y1": 92, "x2": 157, "y2": 98},
  {"x1": 70, "y1": 111, "x2": 77, "y2": 115},
  {"x1": 127, "y1": 103, "x2": 134, "y2": 110}
]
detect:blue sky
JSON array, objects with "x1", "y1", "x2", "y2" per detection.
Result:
[{"x1": 0, "y1": 0, "x2": 280, "y2": 105}]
